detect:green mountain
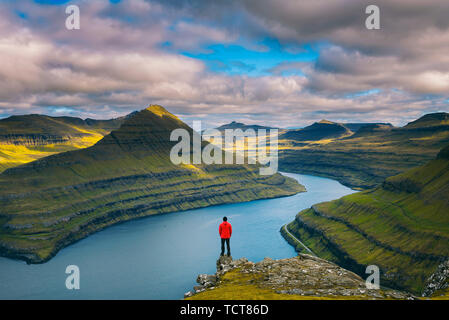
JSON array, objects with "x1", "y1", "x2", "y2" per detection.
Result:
[
  {"x1": 0, "y1": 114, "x2": 123, "y2": 138},
  {"x1": 403, "y1": 112, "x2": 449, "y2": 129},
  {"x1": 0, "y1": 114, "x2": 124, "y2": 172},
  {"x1": 280, "y1": 120, "x2": 352, "y2": 141},
  {"x1": 0, "y1": 105, "x2": 304, "y2": 264},
  {"x1": 282, "y1": 144, "x2": 449, "y2": 294},
  {"x1": 279, "y1": 112, "x2": 449, "y2": 189}
]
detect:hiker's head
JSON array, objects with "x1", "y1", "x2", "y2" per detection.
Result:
[{"x1": 223, "y1": 216, "x2": 227, "y2": 222}]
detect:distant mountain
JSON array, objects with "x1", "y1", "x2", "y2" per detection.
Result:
[
  {"x1": 0, "y1": 114, "x2": 123, "y2": 142},
  {"x1": 403, "y1": 112, "x2": 449, "y2": 129},
  {"x1": 284, "y1": 143, "x2": 449, "y2": 295},
  {"x1": 0, "y1": 105, "x2": 304, "y2": 264},
  {"x1": 349, "y1": 123, "x2": 394, "y2": 137},
  {"x1": 344, "y1": 122, "x2": 393, "y2": 132},
  {"x1": 279, "y1": 112, "x2": 449, "y2": 189},
  {"x1": 215, "y1": 121, "x2": 277, "y2": 132},
  {"x1": 0, "y1": 114, "x2": 124, "y2": 172},
  {"x1": 280, "y1": 120, "x2": 352, "y2": 141}
]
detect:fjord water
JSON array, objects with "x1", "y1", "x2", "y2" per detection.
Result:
[{"x1": 0, "y1": 173, "x2": 355, "y2": 299}]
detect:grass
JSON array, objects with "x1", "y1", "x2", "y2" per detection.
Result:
[
  {"x1": 0, "y1": 115, "x2": 121, "y2": 173},
  {"x1": 0, "y1": 134, "x2": 105, "y2": 172},
  {"x1": 283, "y1": 145, "x2": 449, "y2": 295},
  {"x1": 187, "y1": 269, "x2": 365, "y2": 300},
  {"x1": 187, "y1": 263, "x2": 403, "y2": 300},
  {"x1": 0, "y1": 106, "x2": 305, "y2": 264},
  {"x1": 278, "y1": 113, "x2": 449, "y2": 189}
]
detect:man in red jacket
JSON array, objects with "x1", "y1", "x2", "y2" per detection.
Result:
[{"x1": 219, "y1": 216, "x2": 232, "y2": 257}]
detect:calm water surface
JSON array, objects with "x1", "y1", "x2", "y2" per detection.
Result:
[{"x1": 0, "y1": 173, "x2": 356, "y2": 299}]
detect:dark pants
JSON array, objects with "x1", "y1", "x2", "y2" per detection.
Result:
[{"x1": 221, "y1": 238, "x2": 230, "y2": 256}]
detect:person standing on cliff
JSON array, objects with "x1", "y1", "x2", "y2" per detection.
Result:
[{"x1": 219, "y1": 217, "x2": 232, "y2": 257}]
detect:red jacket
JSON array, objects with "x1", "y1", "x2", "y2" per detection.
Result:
[{"x1": 219, "y1": 221, "x2": 232, "y2": 239}]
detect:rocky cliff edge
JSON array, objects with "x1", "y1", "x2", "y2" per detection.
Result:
[{"x1": 184, "y1": 254, "x2": 416, "y2": 300}]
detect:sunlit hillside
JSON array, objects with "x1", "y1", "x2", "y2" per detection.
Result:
[
  {"x1": 0, "y1": 115, "x2": 123, "y2": 172},
  {"x1": 283, "y1": 143, "x2": 449, "y2": 295}
]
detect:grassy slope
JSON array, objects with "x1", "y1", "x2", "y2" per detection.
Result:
[
  {"x1": 279, "y1": 113, "x2": 449, "y2": 189},
  {"x1": 284, "y1": 144, "x2": 449, "y2": 294},
  {"x1": 0, "y1": 105, "x2": 304, "y2": 264},
  {"x1": 0, "y1": 114, "x2": 123, "y2": 172}
]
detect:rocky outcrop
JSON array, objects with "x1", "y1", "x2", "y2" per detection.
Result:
[
  {"x1": 184, "y1": 256, "x2": 236, "y2": 297},
  {"x1": 185, "y1": 254, "x2": 416, "y2": 300},
  {"x1": 422, "y1": 260, "x2": 449, "y2": 297}
]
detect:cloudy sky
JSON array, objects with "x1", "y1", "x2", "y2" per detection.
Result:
[{"x1": 1, "y1": 0, "x2": 448, "y2": 128}]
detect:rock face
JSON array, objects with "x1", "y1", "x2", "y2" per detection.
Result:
[
  {"x1": 185, "y1": 254, "x2": 415, "y2": 300},
  {"x1": 185, "y1": 255, "x2": 242, "y2": 297},
  {"x1": 422, "y1": 260, "x2": 449, "y2": 297}
]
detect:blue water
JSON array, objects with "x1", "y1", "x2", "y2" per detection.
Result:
[{"x1": 0, "y1": 173, "x2": 355, "y2": 299}]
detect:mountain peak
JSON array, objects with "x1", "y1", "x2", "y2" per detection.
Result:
[
  {"x1": 94, "y1": 105, "x2": 189, "y2": 153},
  {"x1": 281, "y1": 120, "x2": 350, "y2": 141},
  {"x1": 318, "y1": 119, "x2": 335, "y2": 124},
  {"x1": 145, "y1": 104, "x2": 180, "y2": 121}
]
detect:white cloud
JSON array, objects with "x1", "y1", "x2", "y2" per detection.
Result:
[{"x1": 0, "y1": 0, "x2": 448, "y2": 127}]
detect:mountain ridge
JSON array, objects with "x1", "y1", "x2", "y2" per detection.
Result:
[
  {"x1": 280, "y1": 120, "x2": 352, "y2": 141},
  {"x1": 214, "y1": 121, "x2": 278, "y2": 133},
  {"x1": 279, "y1": 112, "x2": 449, "y2": 189},
  {"x1": 0, "y1": 105, "x2": 304, "y2": 263},
  {"x1": 282, "y1": 143, "x2": 449, "y2": 294},
  {"x1": 0, "y1": 113, "x2": 124, "y2": 173}
]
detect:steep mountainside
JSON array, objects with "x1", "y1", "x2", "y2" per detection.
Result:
[
  {"x1": 279, "y1": 112, "x2": 449, "y2": 189},
  {"x1": 403, "y1": 112, "x2": 449, "y2": 129},
  {"x1": 0, "y1": 114, "x2": 123, "y2": 172},
  {"x1": 283, "y1": 144, "x2": 449, "y2": 294},
  {"x1": 0, "y1": 105, "x2": 304, "y2": 264}
]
